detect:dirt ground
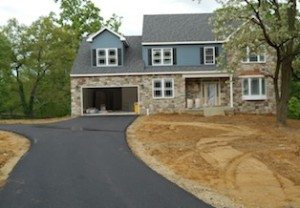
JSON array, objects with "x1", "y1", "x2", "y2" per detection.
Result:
[
  {"x1": 0, "y1": 116, "x2": 72, "y2": 124},
  {"x1": 0, "y1": 131, "x2": 30, "y2": 187},
  {"x1": 127, "y1": 114, "x2": 300, "y2": 208}
]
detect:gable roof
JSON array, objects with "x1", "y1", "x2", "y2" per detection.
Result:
[
  {"x1": 86, "y1": 27, "x2": 129, "y2": 46},
  {"x1": 71, "y1": 36, "x2": 144, "y2": 74},
  {"x1": 142, "y1": 13, "x2": 223, "y2": 44}
]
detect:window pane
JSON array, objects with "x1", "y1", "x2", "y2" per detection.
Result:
[
  {"x1": 249, "y1": 54, "x2": 258, "y2": 62},
  {"x1": 99, "y1": 59, "x2": 106, "y2": 65},
  {"x1": 259, "y1": 54, "x2": 265, "y2": 62},
  {"x1": 165, "y1": 90, "x2": 173, "y2": 97},
  {"x1": 153, "y1": 50, "x2": 161, "y2": 57},
  {"x1": 251, "y1": 78, "x2": 259, "y2": 95},
  {"x1": 243, "y1": 79, "x2": 249, "y2": 95},
  {"x1": 98, "y1": 50, "x2": 105, "y2": 57},
  {"x1": 109, "y1": 58, "x2": 116, "y2": 65},
  {"x1": 154, "y1": 80, "x2": 162, "y2": 88},
  {"x1": 163, "y1": 58, "x2": 171, "y2": 64},
  {"x1": 165, "y1": 80, "x2": 172, "y2": 88},
  {"x1": 261, "y1": 78, "x2": 266, "y2": 95},
  {"x1": 153, "y1": 59, "x2": 161, "y2": 64},
  {"x1": 205, "y1": 48, "x2": 214, "y2": 64},
  {"x1": 108, "y1": 49, "x2": 116, "y2": 56},
  {"x1": 154, "y1": 90, "x2": 162, "y2": 97},
  {"x1": 163, "y1": 49, "x2": 171, "y2": 57}
]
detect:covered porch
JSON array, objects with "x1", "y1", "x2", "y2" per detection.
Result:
[{"x1": 183, "y1": 72, "x2": 234, "y2": 115}]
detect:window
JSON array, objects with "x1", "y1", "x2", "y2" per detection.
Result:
[
  {"x1": 96, "y1": 48, "x2": 118, "y2": 66},
  {"x1": 152, "y1": 48, "x2": 173, "y2": 66},
  {"x1": 242, "y1": 77, "x2": 267, "y2": 100},
  {"x1": 153, "y1": 79, "x2": 174, "y2": 98},
  {"x1": 242, "y1": 47, "x2": 266, "y2": 63},
  {"x1": 204, "y1": 47, "x2": 215, "y2": 65}
]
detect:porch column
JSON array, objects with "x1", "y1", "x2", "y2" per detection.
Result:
[{"x1": 229, "y1": 75, "x2": 234, "y2": 108}]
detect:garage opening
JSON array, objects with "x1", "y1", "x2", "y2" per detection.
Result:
[{"x1": 82, "y1": 87, "x2": 138, "y2": 115}]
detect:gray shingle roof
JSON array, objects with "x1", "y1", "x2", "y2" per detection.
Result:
[
  {"x1": 142, "y1": 13, "x2": 216, "y2": 43},
  {"x1": 71, "y1": 36, "x2": 145, "y2": 74},
  {"x1": 71, "y1": 36, "x2": 218, "y2": 75},
  {"x1": 71, "y1": 13, "x2": 220, "y2": 75}
]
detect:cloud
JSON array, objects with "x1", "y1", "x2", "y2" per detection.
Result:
[{"x1": 0, "y1": 0, "x2": 220, "y2": 34}]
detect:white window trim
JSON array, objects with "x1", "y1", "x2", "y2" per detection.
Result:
[
  {"x1": 242, "y1": 47, "x2": 266, "y2": 64},
  {"x1": 242, "y1": 77, "x2": 267, "y2": 100},
  {"x1": 151, "y1": 48, "x2": 173, "y2": 66},
  {"x1": 96, "y1": 48, "x2": 118, "y2": 67},
  {"x1": 204, "y1": 46, "x2": 215, "y2": 65},
  {"x1": 152, "y1": 78, "x2": 175, "y2": 99}
]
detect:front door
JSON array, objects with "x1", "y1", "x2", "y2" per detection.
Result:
[{"x1": 203, "y1": 83, "x2": 219, "y2": 106}]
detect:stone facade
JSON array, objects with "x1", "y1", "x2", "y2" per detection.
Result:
[
  {"x1": 185, "y1": 78, "x2": 231, "y2": 107},
  {"x1": 71, "y1": 74, "x2": 186, "y2": 116},
  {"x1": 71, "y1": 63, "x2": 276, "y2": 115},
  {"x1": 233, "y1": 61, "x2": 276, "y2": 114}
]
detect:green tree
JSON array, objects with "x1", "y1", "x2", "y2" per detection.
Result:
[
  {"x1": 104, "y1": 13, "x2": 123, "y2": 33},
  {"x1": 54, "y1": 0, "x2": 102, "y2": 39},
  {"x1": 54, "y1": 0, "x2": 122, "y2": 41},
  {"x1": 213, "y1": 0, "x2": 300, "y2": 125},
  {"x1": 1, "y1": 16, "x2": 76, "y2": 117}
]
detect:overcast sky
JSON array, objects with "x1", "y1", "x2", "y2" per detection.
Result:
[{"x1": 0, "y1": 0, "x2": 220, "y2": 35}]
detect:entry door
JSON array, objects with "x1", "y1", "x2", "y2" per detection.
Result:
[{"x1": 204, "y1": 83, "x2": 218, "y2": 106}]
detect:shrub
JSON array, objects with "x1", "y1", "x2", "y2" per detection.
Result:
[{"x1": 288, "y1": 96, "x2": 300, "y2": 119}]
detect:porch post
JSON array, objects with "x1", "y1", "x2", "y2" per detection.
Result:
[{"x1": 230, "y1": 75, "x2": 234, "y2": 108}]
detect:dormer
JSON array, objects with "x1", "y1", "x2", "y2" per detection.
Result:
[{"x1": 87, "y1": 27, "x2": 128, "y2": 67}]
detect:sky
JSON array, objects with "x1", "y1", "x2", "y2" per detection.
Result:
[{"x1": 0, "y1": 0, "x2": 220, "y2": 35}]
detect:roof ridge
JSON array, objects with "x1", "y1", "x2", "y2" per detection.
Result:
[{"x1": 143, "y1": 13, "x2": 213, "y2": 16}]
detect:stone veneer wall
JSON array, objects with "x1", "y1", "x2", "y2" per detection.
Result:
[
  {"x1": 233, "y1": 61, "x2": 276, "y2": 114},
  {"x1": 71, "y1": 74, "x2": 186, "y2": 116},
  {"x1": 185, "y1": 78, "x2": 231, "y2": 107}
]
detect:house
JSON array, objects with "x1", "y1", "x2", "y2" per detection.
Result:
[{"x1": 70, "y1": 13, "x2": 276, "y2": 116}]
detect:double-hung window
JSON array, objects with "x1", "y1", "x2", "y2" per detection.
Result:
[
  {"x1": 152, "y1": 48, "x2": 173, "y2": 66},
  {"x1": 153, "y1": 79, "x2": 174, "y2": 99},
  {"x1": 204, "y1": 47, "x2": 215, "y2": 65},
  {"x1": 96, "y1": 48, "x2": 118, "y2": 66},
  {"x1": 242, "y1": 47, "x2": 266, "y2": 63},
  {"x1": 242, "y1": 77, "x2": 266, "y2": 100}
]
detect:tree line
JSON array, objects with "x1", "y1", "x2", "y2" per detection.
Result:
[{"x1": 0, "y1": 0, "x2": 122, "y2": 118}]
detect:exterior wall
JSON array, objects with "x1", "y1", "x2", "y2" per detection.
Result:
[
  {"x1": 185, "y1": 78, "x2": 230, "y2": 107},
  {"x1": 233, "y1": 60, "x2": 277, "y2": 114},
  {"x1": 91, "y1": 30, "x2": 124, "y2": 65},
  {"x1": 71, "y1": 74, "x2": 186, "y2": 116},
  {"x1": 233, "y1": 75, "x2": 275, "y2": 114},
  {"x1": 142, "y1": 44, "x2": 222, "y2": 66}
]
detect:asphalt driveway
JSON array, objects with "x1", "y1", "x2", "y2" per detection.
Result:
[{"x1": 0, "y1": 116, "x2": 213, "y2": 208}]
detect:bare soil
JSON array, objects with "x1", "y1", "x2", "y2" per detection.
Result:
[
  {"x1": 127, "y1": 114, "x2": 300, "y2": 208},
  {"x1": 0, "y1": 131, "x2": 30, "y2": 187}
]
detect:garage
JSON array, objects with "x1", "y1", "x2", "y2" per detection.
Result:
[{"x1": 82, "y1": 86, "x2": 138, "y2": 115}]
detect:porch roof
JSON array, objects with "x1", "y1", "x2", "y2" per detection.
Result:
[{"x1": 182, "y1": 72, "x2": 230, "y2": 78}]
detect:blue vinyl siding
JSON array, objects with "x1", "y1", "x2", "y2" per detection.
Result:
[
  {"x1": 91, "y1": 30, "x2": 124, "y2": 66},
  {"x1": 142, "y1": 44, "x2": 222, "y2": 67}
]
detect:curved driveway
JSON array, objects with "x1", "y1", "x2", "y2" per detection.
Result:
[{"x1": 0, "y1": 116, "x2": 212, "y2": 208}]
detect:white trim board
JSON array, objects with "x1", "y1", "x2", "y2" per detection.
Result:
[
  {"x1": 238, "y1": 74, "x2": 264, "y2": 78},
  {"x1": 87, "y1": 27, "x2": 129, "y2": 46},
  {"x1": 182, "y1": 73, "x2": 230, "y2": 78},
  {"x1": 142, "y1": 40, "x2": 226, "y2": 45},
  {"x1": 71, "y1": 70, "x2": 229, "y2": 77}
]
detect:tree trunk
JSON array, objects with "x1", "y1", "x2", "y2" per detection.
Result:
[{"x1": 276, "y1": 57, "x2": 293, "y2": 125}]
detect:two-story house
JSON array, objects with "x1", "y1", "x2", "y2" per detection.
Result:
[{"x1": 70, "y1": 13, "x2": 276, "y2": 116}]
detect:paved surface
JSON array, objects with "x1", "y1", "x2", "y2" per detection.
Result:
[{"x1": 0, "y1": 116, "x2": 213, "y2": 208}]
